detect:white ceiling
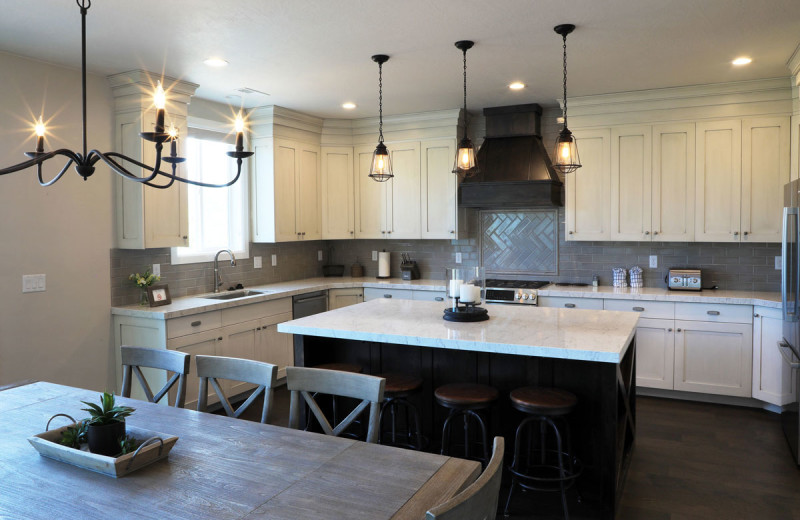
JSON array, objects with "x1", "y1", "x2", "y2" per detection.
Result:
[{"x1": 1, "y1": 0, "x2": 798, "y2": 119}]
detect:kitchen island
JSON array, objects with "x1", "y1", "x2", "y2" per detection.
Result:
[{"x1": 278, "y1": 299, "x2": 639, "y2": 520}]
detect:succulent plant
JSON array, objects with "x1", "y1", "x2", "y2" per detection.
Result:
[{"x1": 81, "y1": 392, "x2": 135, "y2": 426}]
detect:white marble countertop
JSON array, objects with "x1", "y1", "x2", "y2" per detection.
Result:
[
  {"x1": 279, "y1": 299, "x2": 639, "y2": 364},
  {"x1": 111, "y1": 276, "x2": 781, "y2": 319}
]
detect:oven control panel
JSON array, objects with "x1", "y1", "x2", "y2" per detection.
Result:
[{"x1": 485, "y1": 288, "x2": 538, "y2": 305}]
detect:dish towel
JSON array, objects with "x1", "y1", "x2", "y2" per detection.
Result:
[
  {"x1": 613, "y1": 267, "x2": 628, "y2": 288},
  {"x1": 629, "y1": 266, "x2": 643, "y2": 288}
]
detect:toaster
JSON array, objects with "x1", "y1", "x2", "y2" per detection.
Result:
[{"x1": 667, "y1": 268, "x2": 702, "y2": 291}]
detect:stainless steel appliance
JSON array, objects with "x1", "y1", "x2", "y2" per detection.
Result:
[
  {"x1": 292, "y1": 291, "x2": 328, "y2": 319},
  {"x1": 667, "y1": 268, "x2": 702, "y2": 291},
  {"x1": 780, "y1": 179, "x2": 800, "y2": 465},
  {"x1": 484, "y1": 279, "x2": 549, "y2": 305}
]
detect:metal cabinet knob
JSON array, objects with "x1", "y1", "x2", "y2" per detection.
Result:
[
  {"x1": 217, "y1": 337, "x2": 223, "y2": 341},
  {"x1": 350, "y1": 231, "x2": 354, "y2": 234},
  {"x1": 191, "y1": 321, "x2": 201, "y2": 327},
  {"x1": 668, "y1": 328, "x2": 673, "y2": 332},
  {"x1": 182, "y1": 235, "x2": 188, "y2": 240},
  {"x1": 387, "y1": 231, "x2": 391, "y2": 234},
  {"x1": 450, "y1": 230, "x2": 455, "y2": 234},
  {"x1": 435, "y1": 296, "x2": 444, "y2": 301},
  {"x1": 744, "y1": 231, "x2": 749, "y2": 236},
  {"x1": 733, "y1": 231, "x2": 739, "y2": 236},
  {"x1": 645, "y1": 231, "x2": 650, "y2": 235},
  {"x1": 653, "y1": 231, "x2": 659, "y2": 235},
  {"x1": 569, "y1": 231, "x2": 574, "y2": 235},
  {"x1": 754, "y1": 313, "x2": 760, "y2": 318},
  {"x1": 676, "y1": 328, "x2": 682, "y2": 332}
]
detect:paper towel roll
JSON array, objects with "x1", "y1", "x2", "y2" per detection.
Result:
[{"x1": 378, "y1": 252, "x2": 391, "y2": 278}]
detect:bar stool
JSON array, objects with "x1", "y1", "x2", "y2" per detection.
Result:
[
  {"x1": 435, "y1": 383, "x2": 498, "y2": 467},
  {"x1": 504, "y1": 387, "x2": 582, "y2": 520},
  {"x1": 307, "y1": 363, "x2": 363, "y2": 435},
  {"x1": 377, "y1": 372, "x2": 424, "y2": 450}
]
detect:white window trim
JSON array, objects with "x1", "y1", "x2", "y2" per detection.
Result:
[{"x1": 170, "y1": 119, "x2": 250, "y2": 265}]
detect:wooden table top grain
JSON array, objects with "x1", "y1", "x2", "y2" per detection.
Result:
[{"x1": 0, "y1": 382, "x2": 480, "y2": 520}]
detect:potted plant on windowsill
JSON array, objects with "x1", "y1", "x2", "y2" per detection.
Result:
[{"x1": 81, "y1": 392, "x2": 135, "y2": 456}]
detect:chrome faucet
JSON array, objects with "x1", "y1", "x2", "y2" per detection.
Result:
[{"x1": 214, "y1": 249, "x2": 237, "y2": 293}]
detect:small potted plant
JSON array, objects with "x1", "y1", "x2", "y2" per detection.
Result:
[
  {"x1": 81, "y1": 392, "x2": 135, "y2": 456},
  {"x1": 129, "y1": 267, "x2": 161, "y2": 305}
]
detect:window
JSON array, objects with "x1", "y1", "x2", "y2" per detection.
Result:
[{"x1": 171, "y1": 132, "x2": 249, "y2": 265}]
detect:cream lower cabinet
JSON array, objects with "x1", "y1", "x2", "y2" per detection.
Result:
[
  {"x1": 328, "y1": 288, "x2": 364, "y2": 309},
  {"x1": 168, "y1": 330, "x2": 221, "y2": 411},
  {"x1": 752, "y1": 306, "x2": 796, "y2": 406},
  {"x1": 633, "y1": 318, "x2": 675, "y2": 390}
]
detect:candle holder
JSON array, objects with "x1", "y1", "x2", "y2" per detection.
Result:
[{"x1": 443, "y1": 267, "x2": 489, "y2": 322}]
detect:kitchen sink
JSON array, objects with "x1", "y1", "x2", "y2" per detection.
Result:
[{"x1": 202, "y1": 290, "x2": 269, "y2": 301}]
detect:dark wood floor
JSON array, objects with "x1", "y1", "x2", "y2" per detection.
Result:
[{"x1": 224, "y1": 389, "x2": 800, "y2": 519}]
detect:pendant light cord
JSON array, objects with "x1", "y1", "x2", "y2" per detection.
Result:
[
  {"x1": 462, "y1": 48, "x2": 468, "y2": 112},
  {"x1": 378, "y1": 62, "x2": 384, "y2": 143},
  {"x1": 562, "y1": 33, "x2": 568, "y2": 128}
]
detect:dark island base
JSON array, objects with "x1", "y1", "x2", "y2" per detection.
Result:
[{"x1": 294, "y1": 335, "x2": 636, "y2": 520}]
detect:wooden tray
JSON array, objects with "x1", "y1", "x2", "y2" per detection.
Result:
[{"x1": 28, "y1": 421, "x2": 178, "y2": 478}]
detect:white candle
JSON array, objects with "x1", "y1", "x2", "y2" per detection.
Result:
[
  {"x1": 449, "y1": 279, "x2": 463, "y2": 297},
  {"x1": 459, "y1": 284, "x2": 480, "y2": 303}
]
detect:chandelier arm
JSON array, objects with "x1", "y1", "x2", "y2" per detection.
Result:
[
  {"x1": 100, "y1": 151, "x2": 244, "y2": 188},
  {"x1": 38, "y1": 158, "x2": 75, "y2": 187},
  {"x1": 0, "y1": 149, "x2": 81, "y2": 177},
  {"x1": 91, "y1": 151, "x2": 164, "y2": 183}
]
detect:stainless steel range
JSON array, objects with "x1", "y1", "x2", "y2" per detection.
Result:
[{"x1": 484, "y1": 279, "x2": 550, "y2": 305}]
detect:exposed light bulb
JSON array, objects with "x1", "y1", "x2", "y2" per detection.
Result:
[
  {"x1": 376, "y1": 156, "x2": 385, "y2": 170},
  {"x1": 34, "y1": 118, "x2": 46, "y2": 137},
  {"x1": 559, "y1": 141, "x2": 571, "y2": 159},
  {"x1": 234, "y1": 114, "x2": 245, "y2": 133},
  {"x1": 153, "y1": 81, "x2": 166, "y2": 110},
  {"x1": 167, "y1": 125, "x2": 178, "y2": 139},
  {"x1": 460, "y1": 150, "x2": 470, "y2": 166}
]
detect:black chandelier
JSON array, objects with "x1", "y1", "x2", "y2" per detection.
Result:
[
  {"x1": 452, "y1": 40, "x2": 479, "y2": 178},
  {"x1": 0, "y1": 0, "x2": 252, "y2": 189},
  {"x1": 552, "y1": 24, "x2": 581, "y2": 175},
  {"x1": 368, "y1": 54, "x2": 393, "y2": 182}
]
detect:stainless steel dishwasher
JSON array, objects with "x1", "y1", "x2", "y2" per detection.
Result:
[{"x1": 292, "y1": 291, "x2": 328, "y2": 318}]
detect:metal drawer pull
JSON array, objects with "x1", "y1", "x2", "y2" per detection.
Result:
[
  {"x1": 706, "y1": 310, "x2": 720, "y2": 316},
  {"x1": 191, "y1": 321, "x2": 201, "y2": 327},
  {"x1": 632, "y1": 306, "x2": 645, "y2": 312},
  {"x1": 564, "y1": 303, "x2": 576, "y2": 308},
  {"x1": 384, "y1": 294, "x2": 392, "y2": 298},
  {"x1": 435, "y1": 297, "x2": 444, "y2": 301}
]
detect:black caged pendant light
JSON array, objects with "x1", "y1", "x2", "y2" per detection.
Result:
[
  {"x1": 368, "y1": 54, "x2": 393, "y2": 182},
  {"x1": 452, "y1": 40, "x2": 479, "y2": 178},
  {"x1": 552, "y1": 24, "x2": 581, "y2": 175}
]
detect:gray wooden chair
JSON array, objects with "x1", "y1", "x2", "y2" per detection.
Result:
[
  {"x1": 286, "y1": 366, "x2": 385, "y2": 443},
  {"x1": 425, "y1": 436, "x2": 505, "y2": 520},
  {"x1": 120, "y1": 345, "x2": 190, "y2": 408},
  {"x1": 195, "y1": 355, "x2": 278, "y2": 423}
]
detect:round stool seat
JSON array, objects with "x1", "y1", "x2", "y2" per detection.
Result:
[
  {"x1": 435, "y1": 383, "x2": 499, "y2": 410},
  {"x1": 377, "y1": 373, "x2": 423, "y2": 397},
  {"x1": 312, "y1": 362, "x2": 362, "y2": 373},
  {"x1": 510, "y1": 387, "x2": 577, "y2": 416}
]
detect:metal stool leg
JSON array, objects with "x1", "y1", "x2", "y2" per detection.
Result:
[{"x1": 440, "y1": 409, "x2": 457, "y2": 455}]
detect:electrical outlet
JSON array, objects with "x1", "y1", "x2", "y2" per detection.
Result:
[
  {"x1": 649, "y1": 255, "x2": 657, "y2": 268},
  {"x1": 152, "y1": 263, "x2": 160, "y2": 276},
  {"x1": 776, "y1": 256, "x2": 782, "y2": 270},
  {"x1": 254, "y1": 256, "x2": 262, "y2": 269},
  {"x1": 372, "y1": 250, "x2": 378, "y2": 261},
  {"x1": 318, "y1": 250, "x2": 323, "y2": 261},
  {"x1": 271, "y1": 254, "x2": 277, "y2": 267},
  {"x1": 22, "y1": 274, "x2": 46, "y2": 293},
  {"x1": 455, "y1": 252, "x2": 462, "y2": 264}
]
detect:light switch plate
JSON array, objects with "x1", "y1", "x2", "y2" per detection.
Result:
[
  {"x1": 271, "y1": 254, "x2": 277, "y2": 267},
  {"x1": 649, "y1": 255, "x2": 657, "y2": 268},
  {"x1": 152, "y1": 263, "x2": 160, "y2": 276},
  {"x1": 254, "y1": 256, "x2": 262, "y2": 269},
  {"x1": 22, "y1": 274, "x2": 46, "y2": 293},
  {"x1": 372, "y1": 250, "x2": 378, "y2": 261},
  {"x1": 318, "y1": 250, "x2": 323, "y2": 261},
  {"x1": 776, "y1": 256, "x2": 782, "y2": 270},
  {"x1": 455, "y1": 252, "x2": 462, "y2": 264}
]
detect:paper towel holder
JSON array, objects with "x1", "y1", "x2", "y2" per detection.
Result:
[{"x1": 377, "y1": 250, "x2": 391, "y2": 279}]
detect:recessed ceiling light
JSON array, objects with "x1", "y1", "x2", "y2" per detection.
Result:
[
  {"x1": 732, "y1": 57, "x2": 752, "y2": 66},
  {"x1": 509, "y1": 82, "x2": 525, "y2": 90},
  {"x1": 342, "y1": 102, "x2": 357, "y2": 110},
  {"x1": 204, "y1": 58, "x2": 229, "y2": 67}
]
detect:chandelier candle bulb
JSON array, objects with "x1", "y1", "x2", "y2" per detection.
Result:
[
  {"x1": 234, "y1": 115, "x2": 245, "y2": 151},
  {"x1": 34, "y1": 118, "x2": 45, "y2": 153},
  {"x1": 153, "y1": 82, "x2": 166, "y2": 133}
]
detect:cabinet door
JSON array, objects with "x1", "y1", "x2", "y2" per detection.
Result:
[
  {"x1": 297, "y1": 144, "x2": 321, "y2": 240},
  {"x1": 168, "y1": 330, "x2": 220, "y2": 411},
  {"x1": 652, "y1": 123, "x2": 695, "y2": 242},
  {"x1": 753, "y1": 309, "x2": 796, "y2": 406},
  {"x1": 251, "y1": 138, "x2": 277, "y2": 242},
  {"x1": 792, "y1": 115, "x2": 800, "y2": 182},
  {"x1": 674, "y1": 320, "x2": 752, "y2": 397},
  {"x1": 222, "y1": 319, "x2": 260, "y2": 396},
  {"x1": 421, "y1": 139, "x2": 458, "y2": 239},
  {"x1": 695, "y1": 120, "x2": 742, "y2": 242},
  {"x1": 566, "y1": 129, "x2": 611, "y2": 240},
  {"x1": 742, "y1": 117, "x2": 790, "y2": 243},
  {"x1": 259, "y1": 313, "x2": 294, "y2": 380},
  {"x1": 321, "y1": 147, "x2": 355, "y2": 239},
  {"x1": 274, "y1": 139, "x2": 299, "y2": 242},
  {"x1": 610, "y1": 125, "x2": 652, "y2": 241},
  {"x1": 328, "y1": 288, "x2": 364, "y2": 309},
  {"x1": 387, "y1": 142, "x2": 421, "y2": 239},
  {"x1": 354, "y1": 145, "x2": 385, "y2": 239},
  {"x1": 635, "y1": 318, "x2": 675, "y2": 390}
]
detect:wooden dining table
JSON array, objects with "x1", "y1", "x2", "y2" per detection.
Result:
[{"x1": 0, "y1": 382, "x2": 480, "y2": 519}]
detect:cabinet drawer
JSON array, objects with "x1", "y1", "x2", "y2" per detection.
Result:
[
  {"x1": 604, "y1": 299, "x2": 675, "y2": 319},
  {"x1": 412, "y1": 290, "x2": 446, "y2": 302},
  {"x1": 222, "y1": 298, "x2": 292, "y2": 326},
  {"x1": 167, "y1": 311, "x2": 222, "y2": 339},
  {"x1": 538, "y1": 296, "x2": 604, "y2": 310},
  {"x1": 364, "y1": 288, "x2": 414, "y2": 301},
  {"x1": 674, "y1": 303, "x2": 752, "y2": 324}
]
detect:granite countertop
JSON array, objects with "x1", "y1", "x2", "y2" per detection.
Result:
[
  {"x1": 278, "y1": 298, "x2": 639, "y2": 363},
  {"x1": 111, "y1": 276, "x2": 782, "y2": 320}
]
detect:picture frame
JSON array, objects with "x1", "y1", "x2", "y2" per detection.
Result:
[{"x1": 147, "y1": 284, "x2": 171, "y2": 307}]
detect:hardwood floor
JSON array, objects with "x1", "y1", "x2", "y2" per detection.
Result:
[{"x1": 225, "y1": 389, "x2": 800, "y2": 519}]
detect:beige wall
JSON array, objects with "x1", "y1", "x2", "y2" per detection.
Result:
[{"x1": 0, "y1": 51, "x2": 114, "y2": 390}]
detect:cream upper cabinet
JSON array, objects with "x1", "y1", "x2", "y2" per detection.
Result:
[
  {"x1": 610, "y1": 125, "x2": 652, "y2": 241},
  {"x1": 354, "y1": 145, "x2": 385, "y2": 239},
  {"x1": 251, "y1": 137, "x2": 321, "y2": 243},
  {"x1": 695, "y1": 120, "x2": 742, "y2": 242},
  {"x1": 652, "y1": 123, "x2": 696, "y2": 241},
  {"x1": 420, "y1": 139, "x2": 459, "y2": 239},
  {"x1": 321, "y1": 147, "x2": 355, "y2": 239},
  {"x1": 566, "y1": 128, "x2": 611, "y2": 241},
  {"x1": 741, "y1": 117, "x2": 790, "y2": 242}
]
